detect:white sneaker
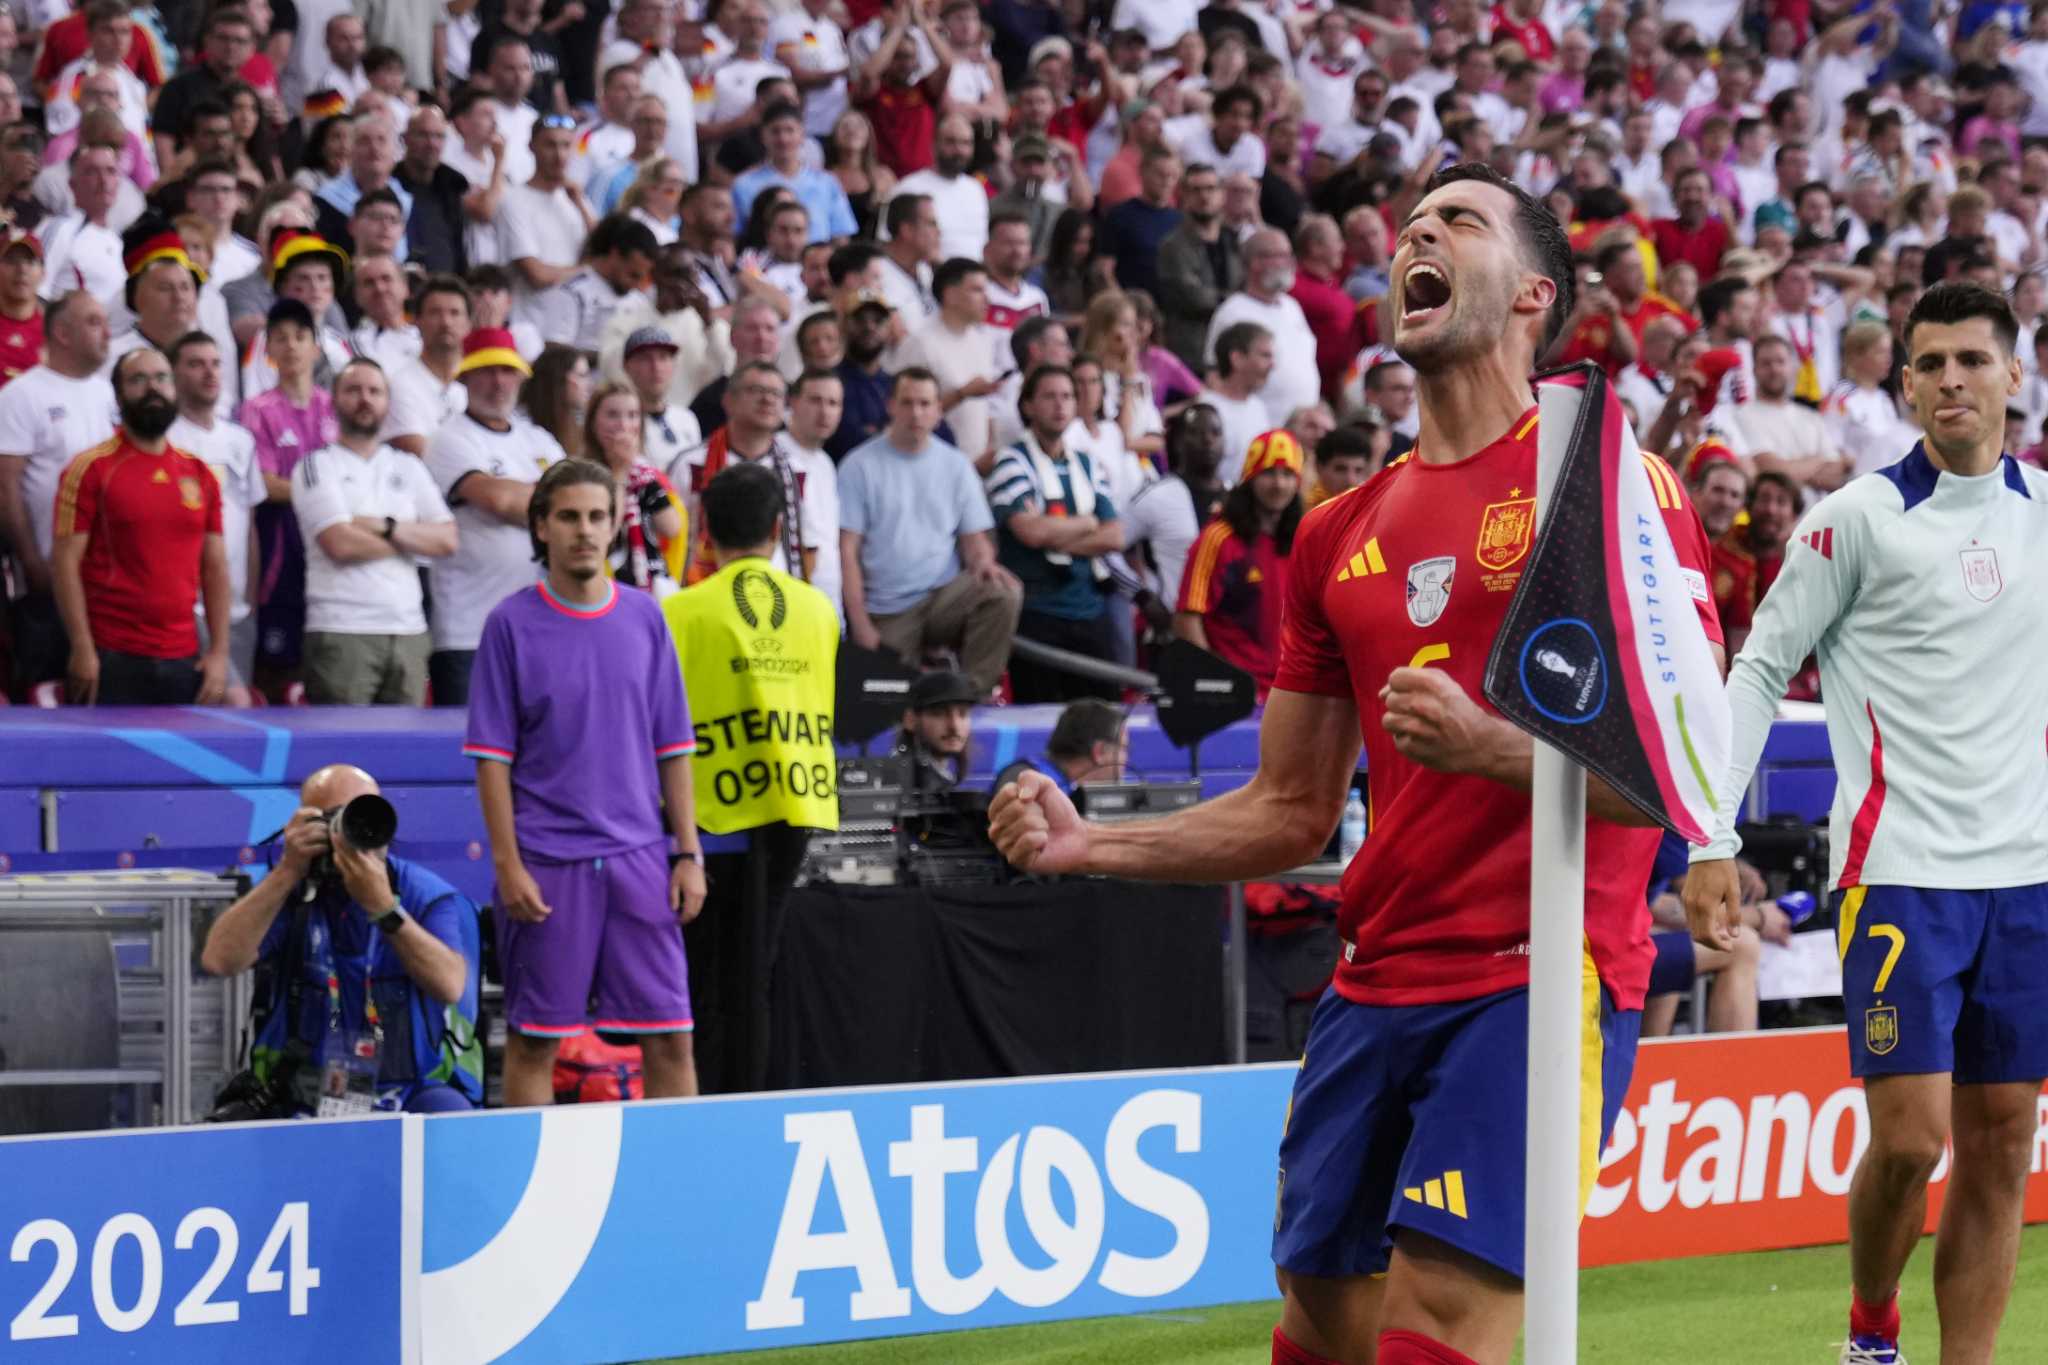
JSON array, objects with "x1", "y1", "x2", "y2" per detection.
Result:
[{"x1": 1839, "y1": 1337, "x2": 1906, "y2": 1364}]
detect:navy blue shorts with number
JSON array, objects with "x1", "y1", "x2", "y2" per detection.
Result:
[
  {"x1": 1272, "y1": 980, "x2": 1640, "y2": 1280},
  {"x1": 1835, "y1": 883, "x2": 2048, "y2": 1084}
]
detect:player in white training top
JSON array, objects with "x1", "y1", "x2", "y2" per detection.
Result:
[{"x1": 1685, "y1": 283, "x2": 2048, "y2": 1365}]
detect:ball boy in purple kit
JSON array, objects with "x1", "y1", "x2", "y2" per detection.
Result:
[{"x1": 464, "y1": 458, "x2": 709, "y2": 1105}]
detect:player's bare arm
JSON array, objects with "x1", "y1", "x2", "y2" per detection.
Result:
[
  {"x1": 989, "y1": 689, "x2": 1362, "y2": 881},
  {"x1": 1680, "y1": 857, "x2": 1745, "y2": 951}
]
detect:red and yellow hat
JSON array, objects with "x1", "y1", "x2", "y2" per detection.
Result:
[
  {"x1": 456, "y1": 327, "x2": 532, "y2": 378},
  {"x1": 1240, "y1": 428, "x2": 1305, "y2": 482},
  {"x1": 267, "y1": 227, "x2": 349, "y2": 284},
  {"x1": 0, "y1": 227, "x2": 41, "y2": 260},
  {"x1": 124, "y1": 229, "x2": 206, "y2": 284},
  {"x1": 303, "y1": 88, "x2": 350, "y2": 120}
]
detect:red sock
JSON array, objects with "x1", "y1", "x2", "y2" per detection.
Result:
[
  {"x1": 1377, "y1": 1329, "x2": 1481, "y2": 1365},
  {"x1": 1272, "y1": 1325, "x2": 1342, "y2": 1365},
  {"x1": 1851, "y1": 1290, "x2": 1901, "y2": 1341}
]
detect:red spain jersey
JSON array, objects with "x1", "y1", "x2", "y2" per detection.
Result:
[
  {"x1": 1274, "y1": 406, "x2": 1722, "y2": 1010},
  {"x1": 53, "y1": 433, "x2": 221, "y2": 659},
  {"x1": 1489, "y1": 5, "x2": 1557, "y2": 61},
  {"x1": 1709, "y1": 529, "x2": 1782, "y2": 635},
  {"x1": 1180, "y1": 522, "x2": 1289, "y2": 698},
  {"x1": 0, "y1": 307, "x2": 44, "y2": 388}
]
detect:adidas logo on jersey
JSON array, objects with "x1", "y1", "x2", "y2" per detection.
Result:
[
  {"x1": 1335, "y1": 537, "x2": 1387, "y2": 582},
  {"x1": 1799, "y1": 528, "x2": 1834, "y2": 559}
]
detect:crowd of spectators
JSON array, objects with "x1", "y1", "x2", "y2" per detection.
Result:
[{"x1": 0, "y1": 0, "x2": 2035, "y2": 713}]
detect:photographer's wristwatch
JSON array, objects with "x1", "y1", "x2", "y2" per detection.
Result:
[
  {"x1": 381, "y1": 516, "x2": 397, "y2": 541},
  {"x1": 371, "y1": 905, "x2": 409, "y2": 935}
]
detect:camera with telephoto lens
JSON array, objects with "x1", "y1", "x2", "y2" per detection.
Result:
[{"x1": 311, "y1": 794, "x2": 398, "y2": 882}]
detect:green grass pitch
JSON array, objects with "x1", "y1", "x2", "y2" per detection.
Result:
[{"x1": 659, "y1": 1226, "x2": 2048, "y2": 1363}]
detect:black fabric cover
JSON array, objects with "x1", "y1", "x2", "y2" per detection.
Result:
[
  {"x1": 769, "y1": 880, "x2": 1227, "y2": 1088},
  {"x1": 1483, "y1": 363, "x2": 1675, "y2": 833}
]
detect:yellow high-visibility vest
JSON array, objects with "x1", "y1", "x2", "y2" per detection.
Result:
[{"x1": 662, "y1": 556, "x2": 841, "y2": 834}]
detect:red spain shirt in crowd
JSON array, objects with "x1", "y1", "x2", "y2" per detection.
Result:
[
  {"x1": 1273, "y1": 407, "x2": 1723, "y2": 1009},
  {"x1": 861, "y1": 77, "x2": 942, "y2": 177},
  {"x1": 1180, "y1": 520, "x2": 1289, "y2": 695},
  {"x1": 1557, "y1": 291, "x2": 1696, "y2": 377},
  {"x1": 52, "y1": 429, "x2": 222, "y2": 658},
  {"x1": 1649, "y1": 214, "x2": 1731, "y2": 280},
  {"x1": 0, "y1": 306, "x2": 43, "y2": 388},
  {"x1": 1709, "y1": 526, "x2": 1782, "y2": 637}
]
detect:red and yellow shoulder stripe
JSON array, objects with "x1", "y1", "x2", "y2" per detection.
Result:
[
  {"x1": 52, "y1": 435, "x2": 124, "y2": 536},
  {"x1": 1182, "y1": 520, "x2": 1235, "y2": 611},
  {"x1": 1640, "y1": 451, "x2": 1684, "y2": 510}
]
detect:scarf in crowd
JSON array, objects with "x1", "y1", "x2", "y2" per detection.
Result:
[
  {"x1": 611, "y1": 460, "x2": 688, "y2": 590},
  {"x1": 685, "y1": 426, "x2": 806, "y2": 585}
]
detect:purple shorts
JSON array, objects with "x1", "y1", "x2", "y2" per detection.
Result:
[{"x1": 495, "y1": 842, "x2": 693, "y2": 1038}]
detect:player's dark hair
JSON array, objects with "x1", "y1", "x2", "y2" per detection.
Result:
[
  {"x1": 884, "y1": 193, "x2": 932, "y2": 237},
  {"x1": 1697, "y1": 276, "x2": 1753, "y2": 331},
  {"x1": 701, "y1": 460, "x2": 783, "y2": 552},
  {"x1": 417, "y1": 273, "x2": 472, "y2": 313},
  {"x1": 1746, "y1": 469, "x2": 1799, "y2": 511},
  {"x1": 1905, "y1": 280, "x2": 2020, "y2": 356},
  {"x1": 1220, "y1": 466, "x2": 1304, "y2": 554},
  {"x1": 930, "y1": 256, "x2": 984, "y2": 304},
  {"x1": 1420, "y1": 161, "x2": 1574, "y2": 351},
  {"x1": 1215, "y1": 320, "x2": 1270, "y2": 379},
  {"x1": 1010, "y1": 314, "x2": 1063, "y2": 368},
  {"x1": 1046, "y1": 698, "x2": 1125, "y2": 763},
  {"x1": 1316, "y1": 424, "x2": 1375, "y2": 467},
  {"x1": 528, "y1": 458, "x2": 618, "y2": 565},
  {"x1": 167, "y1": 329, "x2": 218, "y2": 365},
  {"x1": 827, "y1": 241, "x2": 882, "y2": 285},
  {"x1": 1020, "y1": 363, "x2": 1073, "y2": 406},
  {"x1": 586, "y1": 213, "x2": 661, "y2": 263},
  {"x1": 891, "y1": 366, "x2": 940, "y2": 398}
]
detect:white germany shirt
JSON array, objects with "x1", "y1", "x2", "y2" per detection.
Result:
[{"x1": 293, "y1": 441, "x2": 454, "y2": 635}]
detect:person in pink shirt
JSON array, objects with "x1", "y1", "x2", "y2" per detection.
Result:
[
  {"x1": 241, "y1": 297, "x2": 339, "y2": 688},
  {"x1": 1538, "y1": 27, "x2": 1593, "y2": 114},
  {"x1": 1959, "y1": 75, "x2": 2024, "y2": 164},
  {"x1": 44, "y1": 101, "x2": 155, "y2": 194}
]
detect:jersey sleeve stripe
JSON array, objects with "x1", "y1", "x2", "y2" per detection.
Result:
[
  {"x1": 654, "y1": 740, "x2": 697, "y2": 758},
  {"x1": 462, "y1": 744, "x2": 515, "y2": 763},
  {"x1": 51, "y1": 440, "x2": 120, "y2": 538},
  {"x1": 1183, "y1": 522, "x2": 1231, "y2": 609}
]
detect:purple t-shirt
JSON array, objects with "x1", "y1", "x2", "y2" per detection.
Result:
[{"x1": 463, "y1": 578, "x2": 695, "y2": 860}]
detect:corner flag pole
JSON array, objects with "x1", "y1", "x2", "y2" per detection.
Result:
[{"x1": 1523, "y1": 419, "x2": 1584, "y2": 1365}]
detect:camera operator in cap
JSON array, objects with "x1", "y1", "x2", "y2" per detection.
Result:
[
  {"x1": 892, "y1": 667, "x2": 977, "y2": 791},
  {"x1": 200, "y1": 763, "x2": 484, "y2": 1118}
]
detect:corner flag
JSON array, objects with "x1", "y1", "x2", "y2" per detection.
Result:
[
  {"x1": 1480, "y1": 363, "x2": 1732, "y2": 1365},
  {"x1": 1482, "y1": 363, "x2": 1731, "y2": 842}
]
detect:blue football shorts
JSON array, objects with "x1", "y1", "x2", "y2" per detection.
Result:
[
  {"x1": 1272, "y1": 977, "x2": 1640, "y2": 1280},
  {"x1": 1834, "y1": 883, "x2": 2048, "y2": 1084}
]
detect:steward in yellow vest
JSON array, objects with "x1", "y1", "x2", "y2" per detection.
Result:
[{"x1": 660, "y1": 461, "x2": 837, "y2": 1092}]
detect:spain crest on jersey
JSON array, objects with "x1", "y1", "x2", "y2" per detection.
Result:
[
  {"x1": 1482, "y1": 364, "x2": 1732, "y2": 844},
  {"x1": 1476, "y1": 495, "x2": 1534, "y2": 570}
]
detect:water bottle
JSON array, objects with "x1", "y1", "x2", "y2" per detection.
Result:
[{"x1": 1339, "y1": 792, "x2": 1367, "y2": 863}]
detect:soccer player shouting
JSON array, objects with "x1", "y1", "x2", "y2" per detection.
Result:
[
  {"x1": 990, "y1": 163, "x2": 1723, "y2": 1365},
  {"x1": 1686, "y1": 282, "x2": 2048, "y2": 1365}
]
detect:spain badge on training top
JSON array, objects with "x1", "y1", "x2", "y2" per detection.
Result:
[{"x1": 1481, "y1": 363, "x2": 1731, "y2": 843}]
